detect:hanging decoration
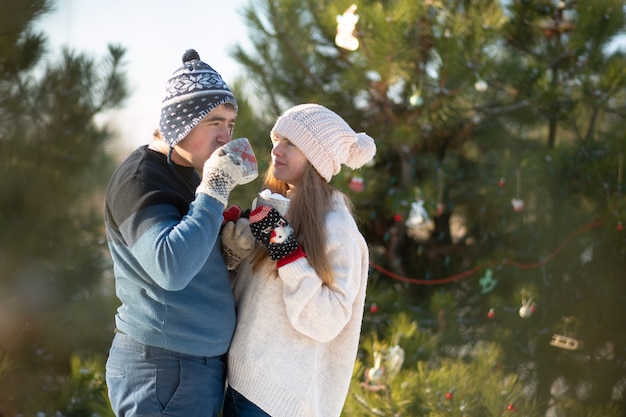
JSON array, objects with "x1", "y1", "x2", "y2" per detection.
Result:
[
  {"x1": 385, "y1": 345, "x2": 405, "y2": 376},
  {"x1": 409, "y1": 84, "x2": 423, "y2": 107},
  {"x1": 518, "y1": 290, "x2": 536, "y2": 318},
  {"x1": 406, "y1": 199, "x2": 429, "y2": 229},
  {"x1": 550, "y1": 316, "x2": 583, "y2": 350},
  {"x1": 436, "y1": 168, "x2": 445, "y2": 216},
  {"x1": 479, "y1": 268, "x2": 498, "y2": 294},
  {"x1": 511, "y1": 169, "x2": 524, "y2": 212},
  {"x1": 474, "y1": 73, "x2": 488, "y2": 92},
  {"x1": 406, "y1": 188, "x2": 429, "y2": 231},
  {"x1": 550, "y1": 334, "x2": 581, "y2": 350},
  {"x1": 349, "y1": 176, "x2": 365, "y2": 192},
  {"x1": 335, "y1": 4, "x2": 360, "y2": 51},
  {"x1": 580, "y1": 245, "x2": 593, "y2": 264}
]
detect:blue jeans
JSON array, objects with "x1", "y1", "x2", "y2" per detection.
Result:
[
  {"x1": 222, "y1": 386, "x2": 270, "y2": 417},
  {"x1": 105, "y1": 332, "x2": 225, "y2": 417}
]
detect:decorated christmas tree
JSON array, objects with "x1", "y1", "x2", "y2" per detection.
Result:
[{"x1": 232, "y1": 0, "x2": 626, "y2": 415}]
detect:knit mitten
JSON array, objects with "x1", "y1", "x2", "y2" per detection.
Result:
[
  {"x1": 221, "y1": 217, "x2": 257, "y2": 270},
  {"x1": 196, "y1": 146, "x2": 245, "y2": 206},
  {"x1": 249, "y1": 205, "x2": 305, "y2": 266}
]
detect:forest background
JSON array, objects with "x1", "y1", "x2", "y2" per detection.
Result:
[{"x1": 1, "y1": 1, "x2": 625, "y2": 416}]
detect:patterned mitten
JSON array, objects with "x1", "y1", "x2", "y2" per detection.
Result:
[
  {"x1": 196, "y1": 146, "x2": 245, "y2": 206},
  {"x1": 221, "y1": 217, "x2": 257, "y2": 270},
  {"x1": 249, "y1": 205, "x2": 305, "y2": 266}
]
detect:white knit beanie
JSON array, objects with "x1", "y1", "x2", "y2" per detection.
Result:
[{"x1": 270, "y1": 104, "x2": 376, "y2": 182}]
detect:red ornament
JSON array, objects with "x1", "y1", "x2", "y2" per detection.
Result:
[
  {"x1": 349, "y1": 177, "x2": 364, "y2": 193},
  {"x1": 506, "y1": 403, "x2": 516, "y2": 412},
  {"x1": 369, "y1": 304, "x2": 379, "y2": 314},
  {"x1": 617, "y1": 222, "x2": 623, "y2": 231},
  {"x1": 487, "y1": 308, "x2": 495, "y2": 319},
  {"x1": 445, "y1": 392, "x2": 453, "y2": 400},
  {"x1": 394, "y1": 214, "x2": 402, "y2": 222},
  {"x1": 498, "y1": 177, "x2": 506, "y2": 188}
]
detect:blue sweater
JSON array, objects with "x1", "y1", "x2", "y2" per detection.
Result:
[{"x1": 104, "y1": 146, "x2": 235, "y2": 357}]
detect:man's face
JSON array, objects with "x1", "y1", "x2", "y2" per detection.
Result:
[{"x1": 174, "y1": 104, "x2": 237, "y2": 171}]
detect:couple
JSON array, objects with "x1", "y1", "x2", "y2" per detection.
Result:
[{"x1": 104, "y1": 49, "x2": 376, "y2": 417}]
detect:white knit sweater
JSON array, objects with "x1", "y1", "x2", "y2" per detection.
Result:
[{"x1": 227, "y1": 194, "x2": 370, "y2": 417}]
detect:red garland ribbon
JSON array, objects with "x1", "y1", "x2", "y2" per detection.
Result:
[{"x1": 369, "y1": 218, "x2": 606, "y2": 285}]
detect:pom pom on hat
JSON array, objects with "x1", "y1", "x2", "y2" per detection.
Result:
[
  {"x1": 270, "y1": 104, "x2": 376, "y2": 182},
  {"x1": 159, "y1": 49, "x2": 238, "y2": 147}
]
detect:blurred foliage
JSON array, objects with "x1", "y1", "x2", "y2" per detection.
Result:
[
  {"x1": 232, "y1": 0, "x2": 626, "y2": 415},
  {"x1": 0, "y1": 0, "x2": 128, "y2": 414}
]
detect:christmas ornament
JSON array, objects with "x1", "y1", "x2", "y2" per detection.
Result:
[
  {"x1": 474, "y1": 79, "x2": 488, "y2": 92},
  {"x1": 550, "y1": 334, "x2": 581, "y2": 350},
  {"x1": 511, "y1": 169, "x2": 524, "y2": 212},
  {"x1": 518, "y1": 292, "x2": 535, "y2": 318},
  {"x1": 409, "y1": 84, "x2": 423, "y2": 107},
  {"x1": 519, "y1": 305, "x2": 533, "y2": 318},
  {"x1": 479, "y1": 269, "x2": 498, "y2": 294},
  {"x1": 519, "y1": 291, "x2": 535, "y2": 319},
  {"x1": 335, "y1": 4, "x2": 359, "y2": 51},
  {"x1": 580, "y1": 245, "x2": 593, "y2": 264},
  {"x1": 349, "y1": 176, "x2": 364, "y2": 193},
  {"x1": 385, "y1": 345, "x2": 405, "y2": 376},
  {"x1": 436, "y1": 168, "x2": 445, "y2": 215},
  {"x1": 511, "y1": 198, "x2": 525, "y2": 212},
  {"x1": 363, "y1": 350, "x2": 386, "y2": 391},
  {"x1": 406, "y1": 199, "x2": 429, "y2": 230}
]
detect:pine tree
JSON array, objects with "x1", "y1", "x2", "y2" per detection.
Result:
[
  {"x1": 0, "y1": 0, "x2": 128, "y2": 413},
  {"x1": 232, "y1": 0, "x2": 626, "y2": 415}
]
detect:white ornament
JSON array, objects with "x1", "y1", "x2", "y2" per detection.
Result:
[
  {"x1": 335, "y1": 5, "x2": 360, "y2": 51},
  {"x1": 519, "y1": 305, "x2": 532, "y2": 318},
  {"x1": 474, "y1": 79, "x2": 488, "y2": 92},
  {"x1": 511, "y1": 198, "x2": 525, "y2": 212},
  {"x1": 580, "y1": 246, "x2": 593, "y2": 264},
  {"x1": 385, "y1": 345, "x2": 405, "y2": 376},
  {"x1": 406, "y1": 199, "x2": 429, "y2": 229}
]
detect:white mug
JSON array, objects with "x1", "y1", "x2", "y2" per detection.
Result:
[
  {"x1": 219, "y1": 137, "x2": 258, "y2": 184},
  {"x1": 252, "y1": 189, "x2": 290, "y2": 216}
]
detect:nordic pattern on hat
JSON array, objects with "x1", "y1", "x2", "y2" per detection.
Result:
[{"x1": 159, "y1": 49, "x2": 238, "y2": 147}]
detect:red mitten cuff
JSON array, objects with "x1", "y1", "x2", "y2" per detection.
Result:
[
  {"x1": 276, "y1": 245, "x2": 306, "y2": 268},
  {"x1": 223, "y1": 205, "x2": 243, "y2": 224}
]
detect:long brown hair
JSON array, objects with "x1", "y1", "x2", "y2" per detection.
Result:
[{"x1": 250, "y1": 162, "x2": 353, "y2": 286}]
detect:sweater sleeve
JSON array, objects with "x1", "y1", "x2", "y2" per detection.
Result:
[
  {"x1": 122, "y1": 193, "x2": 224, "y2": 291},
  {"x1": 277, "y1": 210, "x2": 368, "y2": 343},
  {"x1": 109, "y1": 168, "x2": 225, "y2": 291}
]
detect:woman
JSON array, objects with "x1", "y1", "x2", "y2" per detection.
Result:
[{"x1": 224, "y1": 103, "x2": 376, "y2": 417}]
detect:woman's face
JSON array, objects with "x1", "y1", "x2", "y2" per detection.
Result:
[{"x1": 270, "y1": 134, "x2": 309, "y2": 188}]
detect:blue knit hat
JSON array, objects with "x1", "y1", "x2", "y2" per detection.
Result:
[{"x1": 159, "y1": 49, "x2": 238, "y2": 147}]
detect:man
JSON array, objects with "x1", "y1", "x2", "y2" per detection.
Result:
[{"x1": 104, "y1": 49, "x2": 255, "y2": 416}]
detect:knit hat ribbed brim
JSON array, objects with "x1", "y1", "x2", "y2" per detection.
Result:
[
  {"x1": 270, "y1": 104, "x2": 376, "y2": 182},
  {"x1": 159, "y1": 49, "x2": 238, "y2": 147}
]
